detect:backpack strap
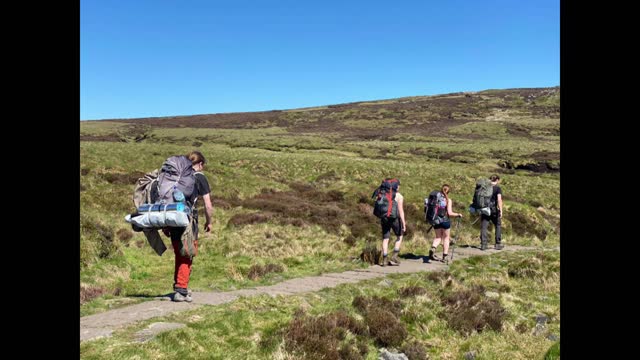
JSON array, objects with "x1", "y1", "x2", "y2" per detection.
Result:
[
  {"x1": 371, "y1": 188, "x2": 379, "y2": 200},
  {"x1": 183, "y1": 171, "x2": 207, "y2": 214},
  {"x1": 147, "y1": 178, "x2": 158, "y2": 204}
]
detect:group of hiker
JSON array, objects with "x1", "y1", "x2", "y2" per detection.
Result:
[
  {"x1": 128, "y1": 151, "x2": 504, "y2": 302},
  {"x1": 372, "y1": 175, "x2": 503, "y2": 268}
]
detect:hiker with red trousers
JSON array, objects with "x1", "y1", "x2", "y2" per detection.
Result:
[{"x1": 165, "y1": 151, "x2": 213, "y2": 302}]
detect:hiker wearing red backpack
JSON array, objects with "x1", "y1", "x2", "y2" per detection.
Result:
[
  {"x1": 426, "y1": 184, "x2": 463, "y2": 263},
  {"x1": 165, "y1": 151, "x2": 213, "y2": 302},
  {"x1": 372, "y1": 178, "x2": 406, "y2": 266}
]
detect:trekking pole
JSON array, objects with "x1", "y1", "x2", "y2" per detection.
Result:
[
  {"x1": 450, "y1": 217, "x2": 462, "y2": 262},
  {"x1": 426, "y1": 225, "x2": 434, "y2": 235}
]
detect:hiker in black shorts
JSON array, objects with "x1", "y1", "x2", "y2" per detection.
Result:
[
  {"x1": 428, "y1": 184, "x2": 463, "y2": 263},
  {"x1": 380, "y1": 181, "x2": 406, "y2": 266}
]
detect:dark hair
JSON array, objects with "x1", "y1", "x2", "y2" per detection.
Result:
[{"x1": 490, "y1": 174, "x2": 500, "y2": 182}]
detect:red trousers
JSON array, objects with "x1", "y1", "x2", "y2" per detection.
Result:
[
  {"x1": 172, "y1": 239, "x2": 198, "y2": 289},
  {"x1": 169, "y1": 222, "x2": 199, "y2": 291}
]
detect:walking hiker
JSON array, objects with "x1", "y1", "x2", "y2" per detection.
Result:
[
  {"x1": 426, "y1": 184, "x2": 463, "y2": 263},
  {"x1": 372, "y1": 178, "x2": 406, "y2": 266},
  {"x1": 479, "y1": 174, "x2": 503, "y2": 250},
  {"x1": 165, "y1": 151, "x2": 213, "y2": 302}
]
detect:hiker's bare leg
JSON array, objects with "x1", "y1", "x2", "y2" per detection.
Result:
[
  {"x1": 390, "y1": 235, "x2": 403, "y2": 264},
  {"x1": 380, "y1": 237, "x2": 390, "y2": 265},
  {"x1": 443, "y1": 228, "x2": 450, "y2": 255},
  {"x1": 432, "y1": 229, "x2": 442, "y2": 249},
  {"x1": 394, "y1": 236, "x2": 403, "y2": 252},
  {"x1": 430, "y1": 228, "x2": 445, "y2": 260}
]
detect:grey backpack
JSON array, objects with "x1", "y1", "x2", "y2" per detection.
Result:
[
  {"x1": 156, "y1": 156, "x2": 196, "y2": 206},
  {"x1": 470, "y1": 178, "x2": 494, "y2": 215},
  {"x1": 425, "y1": 191, "x2": 447, "y2": 225}
]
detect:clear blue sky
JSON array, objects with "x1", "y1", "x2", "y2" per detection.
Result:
[{"x1": 80, "y1": 0, "x2": 559, "y2": 120}]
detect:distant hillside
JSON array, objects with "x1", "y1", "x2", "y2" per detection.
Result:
[{"x1": 85, "y1": 86, "x2": 557, "y2": 135}]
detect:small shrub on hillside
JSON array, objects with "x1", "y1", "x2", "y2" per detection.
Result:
[
  {"x1": 80, "y1": 285, "x2": 107, "y2": 305},
  {"x1": 353, "y1": 295, "x2": 403, "y2": 318},
  {"x1": 247, "y1": 263, "x2": 285, "y2": 280},
  {"x1": 398, "y1": 286, "x2": 427, "y2": 298},
  {"x1": 364, "y1": 308, "x2": 407, "y2": 347},
  {"x1": 284, "y1": 311, "x2": 368, "y2": 359},
  {"x1": 360, "y1": 242, "x2": 380, "y2": 265},
  {"x1": 440, "y1": 285, "x2": 507, "y2": 336},
  {"x1": 228, "y1": 212, "x2": 274, "y2": 227},
  {"x1": 400, "y1": 340, "x2": 429, "y2": 360}
]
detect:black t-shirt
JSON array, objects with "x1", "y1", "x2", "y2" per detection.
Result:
[
  {"x1": 491, "y1": 185, "x2": 502, "y2": 209},
  {"x1": 191, "y1": 173, "x2": 211, "y2": 220}
]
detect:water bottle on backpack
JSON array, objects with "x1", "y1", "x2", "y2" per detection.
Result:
[{"x1": 173, "y1": 187, "x2": 185, "y2": 203}]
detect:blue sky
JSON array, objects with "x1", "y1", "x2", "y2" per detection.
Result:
[{"x1": 80, "y1": 0, "x2": 559, "y2": 120}]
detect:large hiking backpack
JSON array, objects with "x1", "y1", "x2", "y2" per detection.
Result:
[
  {"x1": 156, "y1": 155, "x2": 196, "y2": 206},
  {"x1": 128, "y1": 156, "x2": 196, "y2": 231},
  {"x1": 469, "y1": 178, "x2": 493, "y2": 216},
  {"x1": 372, "y1": 179, "x2": 399, "y2": 219},
  {"x1": 425, "y1": 190, "x2": 447, "y2": 225}
]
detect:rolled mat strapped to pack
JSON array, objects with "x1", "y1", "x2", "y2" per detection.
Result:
[{"x1": 125, "y1": 203, "x2": 191, "y2": 228}]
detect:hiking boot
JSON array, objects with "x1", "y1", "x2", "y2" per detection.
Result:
[
  {"x1": 173, "y1": 291, "x2": 193, "y2": 303},
  {"x1": 429, "y1": 248, "x2": 440, "y2": 261},
  {"x1": 388, "y1": 258, "x2": 399, "y2": 266},
  {"x1": 390, "y1": 252, "x2": 401, "y2": 265},
  {"x1": 380, "y1": 255, "x2": 388, "y2": 267},
  {"x1": 480, "y1": 242, "x2": 488, "y2": 251},
  {"x1": 495, "y1": 243, "x2": 504, "y2": 250},
  {"x1": 442, "y1": 254, "x2": 449, "y2": 264}
]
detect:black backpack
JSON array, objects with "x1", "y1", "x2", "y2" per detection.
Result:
[
  {"x1": 425, "y1": 190, "x2": 447, "y2": 225},
  {"x1": 372, "y1": 179, "x2": 399, "y2": 219}
]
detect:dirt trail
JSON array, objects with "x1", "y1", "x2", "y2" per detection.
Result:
[{"x1": 81, "y1": 245, "x2": 543, "y2": 342}]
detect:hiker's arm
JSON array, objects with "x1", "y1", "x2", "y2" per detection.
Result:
[
  {"x1": 497, "y1": 193, "x2": 503, "y2": 218},
  {"x1": 447, "y1": 199, "x2": 463, "y2": 218},
  {"x1": 202, "y1": 193, "x2": 213, "y2": 232},
  {"x1": 398, "y1": 198, "x2": 406, "y2": 230}
]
